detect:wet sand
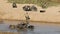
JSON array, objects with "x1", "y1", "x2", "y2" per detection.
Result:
[{"x1": 0, "y1": 32, "x2": 19, "y2": 34}]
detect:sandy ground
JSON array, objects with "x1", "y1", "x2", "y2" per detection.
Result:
[
  {"x1": 0, "y1": 32, "x2": 19, "y2": 34},
  {"x1": 1, "y1": 0, "x2": 60, "y2": 23}
]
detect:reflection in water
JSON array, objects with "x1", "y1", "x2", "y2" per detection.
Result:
[{"x1": 0, "y1": 21, "x2": 60, "y2": 34}]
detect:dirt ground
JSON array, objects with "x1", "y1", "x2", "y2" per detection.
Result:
[
  {"x1": 0, "y1": 32, "x2": 19, "y2": 34},
  {"x1": 0, "y1": 0, "x2": 60, "y2": 23}
]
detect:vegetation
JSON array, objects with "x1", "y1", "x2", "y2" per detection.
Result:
[{"x1": 8, "y1": 0, "x2": 60, "y2": 8}]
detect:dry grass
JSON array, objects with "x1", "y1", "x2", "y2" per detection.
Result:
[{"x1": 8, "y1": 0, "x2": 60, "y2": 8}]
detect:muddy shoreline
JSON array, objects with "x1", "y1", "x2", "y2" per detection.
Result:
[{"x1": 0, "y1": 19, "x2": 60, "y2": 25}]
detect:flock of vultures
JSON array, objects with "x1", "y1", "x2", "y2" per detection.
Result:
[
  {"x1": 13, "y1": 3, "x2": 37, "y2": 11},
  {"x1": 9, "y1": 2, "x2": 36, "y2": 31},
  {"x1": 13, "y1": 3, "x2": 45, "y2": 12},
  {"x1": 8, "y1": 2, "x2": 46, "y2": 31}
]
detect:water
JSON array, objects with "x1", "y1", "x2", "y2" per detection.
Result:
[{"x1": 0, "y1": 21, "x2": 60, "y2": 34}]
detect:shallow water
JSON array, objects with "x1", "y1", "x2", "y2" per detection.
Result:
[{"x1": 0, "y1": 21, "x2": 60, "y2": 34}]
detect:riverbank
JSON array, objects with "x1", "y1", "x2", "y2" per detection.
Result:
[
  {"x1": 0, "y1": 32, "x2": 19, "y2": 34},
  {"x1": 0, "y1": 19, "x2": 60, "y2": 26},
  {"x1": 1, "y1": 19, "x2": 60, "y2": 24},
  {"x1": 0, "y1": 0, "x2": 60, "y2": 23}
]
